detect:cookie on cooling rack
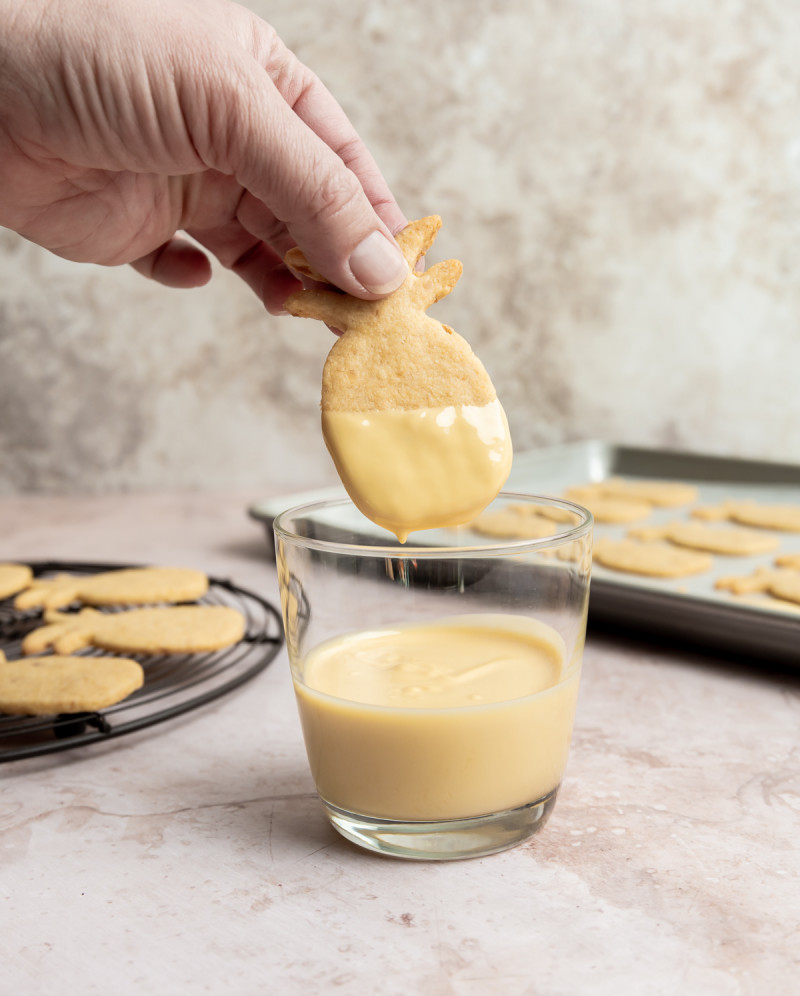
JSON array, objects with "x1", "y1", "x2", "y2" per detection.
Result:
[
  {"x1": 14, "y1": 566, "x2": 209, "y2": 611},
  {"x1": 0, "y1": 651, "x2": 144, "y2": 715},
  {"x1": 23, "y1": 605, "x2": 246, "y2": 656}
]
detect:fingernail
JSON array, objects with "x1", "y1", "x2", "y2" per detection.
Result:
[{"x1": 349, "y1": 231, "x2": 408, "y2": 294}]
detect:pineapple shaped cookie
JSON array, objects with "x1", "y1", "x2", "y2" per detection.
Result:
[{"x1": 285, "y1": 216, "x2": 512, "y2": 541}]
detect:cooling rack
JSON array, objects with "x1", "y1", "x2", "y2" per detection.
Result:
[{"x1": 0, "y1": 560, "x2": 284, "y2": 762}]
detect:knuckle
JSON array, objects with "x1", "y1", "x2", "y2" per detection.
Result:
[{"x1": 301, "y1": 160, "x2": 363, "y2": 226}]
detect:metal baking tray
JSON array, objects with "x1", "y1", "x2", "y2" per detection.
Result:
[{"x1": 250, "y1": 441, "x2": 800, "y2": 666}]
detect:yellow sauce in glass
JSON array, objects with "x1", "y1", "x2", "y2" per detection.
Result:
[{"x1": 293, "y1": 614, "x2": 581, "y2": 822}]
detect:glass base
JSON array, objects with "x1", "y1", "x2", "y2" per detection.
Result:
[{"x1": 322, "y1": 788, "x2": 559, "y2": 861}]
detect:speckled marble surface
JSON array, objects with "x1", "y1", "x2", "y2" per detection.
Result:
[
  {"x1": 2, "y1": 492, "x2": 799, "y2": 994},
  {"x1": 3, "y1": 0, "x2": 800, "y2": 496}
]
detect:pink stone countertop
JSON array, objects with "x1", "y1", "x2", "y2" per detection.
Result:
[{"x1": 2, "y1": 492, "x2": 798, "y2": 994}]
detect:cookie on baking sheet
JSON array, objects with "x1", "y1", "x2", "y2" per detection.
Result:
[
  {"x1": 628, "y1": 521, "x2": 780, "y2": 556},
  {"x1": 22, "y1": 605, "x2": 246, "y2": 657},
  {"x1": 14, "y1": 566, "x2": 209, "y2": 611},
  {"x1": 769, "y1": 573, "x2": 800, "y2": 606},
  {"x1": 562, "y1": 490, "x2": 652, "y2": 524},
  {"x1": 534, "y1": 504, "x2": 584, "y2": 525},
  {"x1": 593, "y1": 538, "x2": 713, "y2": 578},
  {"x1": 716, "y1": 565, "x2": 800, "y2": 608},
  {"x1": 715, "y1": 566, "x2": 799, "y2": 595},
  {"x1": 566, "y1": 478, "x2": 698, "y2": 508},
  {"x1": 776, "y1": 553, "x2": 800, "y2": 569},
  {"x1": 0, "y1": 654, "x2": 144, "y2": 715},
  {"x1": 0, "y1": 563, "x2": 33, "y2": 601},
  {"x1": 692, "y1": 501, "x2": 800, "y2": 532},
  {"x1": 471, "y1": 505, "x2": 558, "y2": 540}
]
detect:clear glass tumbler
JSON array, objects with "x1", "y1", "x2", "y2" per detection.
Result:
[{"x1": 274, "y1": 492, "x2": 592, "y2": 860}]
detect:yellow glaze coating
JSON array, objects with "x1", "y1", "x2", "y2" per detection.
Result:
[{"x1": 321, "y1": 400, "x2": 513, "y2": 542}]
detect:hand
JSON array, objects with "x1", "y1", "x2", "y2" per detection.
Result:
[{"x1": 0, "y1": 0, "x2": 408, "y2": 313}]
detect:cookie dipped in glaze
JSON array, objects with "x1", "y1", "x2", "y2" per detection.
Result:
[{"x1": 284, "y1": 217, "x2": 513, "y2": 542}]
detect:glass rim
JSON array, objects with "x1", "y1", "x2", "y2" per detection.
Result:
[{"x1": 273, "y1": 490, "x2": 593, "y2": 560}]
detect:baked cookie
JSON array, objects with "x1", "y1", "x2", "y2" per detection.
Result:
[
  {"x1": 23, "y1": 605, "x2": 245, "y2": 656},
  {"x1": 15, "y1": 566, "x2": 209, "y2": 611},
  {"x1": 471, "y1": 506, "x2": 558, "y2": 540},
  {"x1": 716, "y1": 567, "x2": 781, "y2": 595},
  {"x1": 692, "y1": 501, "x2": 800, "y2": 532},
  {"x1": 566, "y1": 478, "x2": 698, "y2": 508},
  {"x1": 534, "y1": 505, "x2": 584, "y2": 525},
  {"x1": 775, "y1": 553, "x2": 800, "y2": 569},
  {"x1": 562, "y1": 490, "x2": 652, "y2": 524},
  {"x1": 593, "y1": 538, "x2": 713, "y2": 578},
  {"x1": 628, "y1": 522, "x2": 779, "y2": 556},
  {"x1": 0, "y1": 562, "x2": 33, "y2": 600},
  {"x1": 0, "y1": 654, "x2": 144, "y2": 715},
  {"x1": 716, "y1": 566, "x2": 800, "y2": 607},
  {"x1": 715, "y1": 566, "x2": 798, "y2": 596},
  {"x1": 769, "y1": 574, "x2": 800, "y2": 606},
  {"x1": 285, "y1": 217, "x2": 512, "y2": 541}
]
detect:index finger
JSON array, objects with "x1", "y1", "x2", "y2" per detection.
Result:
[{"x1": 264, "y1": 36, "x2": 407, "y2": 237}]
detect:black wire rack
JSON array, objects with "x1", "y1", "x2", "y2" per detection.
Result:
[{"x1": 0, "y1": 560, "x2": 284, "y2": 762}]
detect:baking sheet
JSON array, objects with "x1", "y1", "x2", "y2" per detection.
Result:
[{"x1": 250, "y1": 440, "x2": 800, "y2": 666}]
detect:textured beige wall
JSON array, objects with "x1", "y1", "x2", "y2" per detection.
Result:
[{"x1": 2, "y1": 0, "x2": 800, "y2": 495}]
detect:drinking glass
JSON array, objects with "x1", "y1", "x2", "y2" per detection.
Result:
[{"x1": 274, "y1": 492, "x2": 592, "y2": 860}]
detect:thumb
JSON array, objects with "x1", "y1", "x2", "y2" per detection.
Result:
[{"x1": 206, "y1": 55, "x2": 408, "y2": 299}]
